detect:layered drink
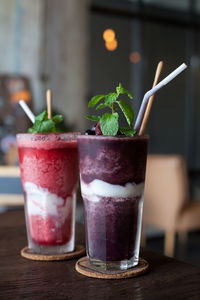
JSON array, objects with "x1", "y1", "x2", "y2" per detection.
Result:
[
  {"x1": 78, "y1": 135, "x2": 148, "y2": 269},
  {"x1": 17, "y1": 133, "x2": 79, "y2": 254}
]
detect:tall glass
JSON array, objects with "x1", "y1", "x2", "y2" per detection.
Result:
[
  {"x1": 17, "y1": 133, "x2": 79, "y2": 255},
  {"x1": 78, "y1": 135, "x2": 148, "y2": 270}
]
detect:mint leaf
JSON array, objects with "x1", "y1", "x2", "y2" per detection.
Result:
[
  {"x1": 35, "y1": 110, "x2": 47, "y2": 122},
  {"x1": 88, "y1": 95, "x2": 105, "y2": 108},
  {"x1": 104, "y1": 93, "x2": 118, "y2": 106},
  {"x1": 100, "y1": 112, "x2": 119, "y2": 136},
  {"x1": 116, "y1": 82, "x2": 122, "y2": 92},
  {"x1": 120, "y1": 127, "x2": 136, "y2": 137},
  {"x1": 85, "y1": 115, "x2": 101, "y2": 122},
  {"x1": 96, "y1": 103, "x2": 109, "y2": 110},
  {"x1": 117, "y1": 100, "x2": 134, "y2": 127},
  {"x1": 52, "y1": 115, "x2": 63, "y2": 124},
  {"x1": 28, "y1": 109, "x2": 64, "y2": 133},
  {"x1": 40, "y1": 119, "x2": 55, "y2": 132},
  {"x1": 28, "y1": 128, "x2": 37, "y2": 133},
  {"x1": 116, "y1": 83, "x2": 133, "y2": 99},
  {"x1": 32, "y1": 120, "x2": 42, "y2": 132}
]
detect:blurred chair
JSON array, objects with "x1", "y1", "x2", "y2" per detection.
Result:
[
  {"x1": 143, "y1": 154, "x2": 200, "y2": 257},
  {"x1": 0, "y1": 166, "x2": 23, "y2": 208}
]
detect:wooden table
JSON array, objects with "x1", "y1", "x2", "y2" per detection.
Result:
[{"x1": 0, "y1": 210, "x2": 200, "y2": 299}]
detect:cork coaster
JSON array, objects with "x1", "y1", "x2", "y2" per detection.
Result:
[
  {"x1": 21, "y1": 245, "x2": 85, "y2": 261},
  {"x1": 75, "y1": 256, "x2": 149, "y2": 279}
]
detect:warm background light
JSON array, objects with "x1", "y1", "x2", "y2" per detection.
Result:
[
  {"x1": 129, "y1": 51, "x2": 141, "y2": 63},
  {"x1": 11, "y1": 90, "x2": 31, "y2": 103},
  {"x1": 105, "y1": 39, "x2": 118, "y2": 51},
  {"x1": 103, "y1": 29, "x2": 115, "y2": 42}
]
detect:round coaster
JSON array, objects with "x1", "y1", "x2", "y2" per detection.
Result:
[
  {"x1": 21, "y1": 245, "x2": 85, "y2": 261},
  {"x1": 75, "y1": 256, "x2": 149, "y2": 279}
]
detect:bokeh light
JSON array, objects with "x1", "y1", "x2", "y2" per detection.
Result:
[
  {"x1": 103, "y1": 29, "x2": 116, "y2": 42},
  {"x1": 105, "y1": 39, "x2": 118, "y2": 51},
  {"x1": 11, "y1": 90, "x2": 31, "y2": 103},
  {"x1": 129, "y1": 51, "x2": 141, "y2": 63}
]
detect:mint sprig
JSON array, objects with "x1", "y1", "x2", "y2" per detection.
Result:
[
  {"x1": 86, "y1": 83, "x2": 135, "y2": 136},
  {"x1": 28, "y1": 110, "x2": 64, "y2": 133}
]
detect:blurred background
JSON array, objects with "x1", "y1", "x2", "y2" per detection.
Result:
[{"x1": 0, "y1": 0, "x2": 200, "y2": 265}]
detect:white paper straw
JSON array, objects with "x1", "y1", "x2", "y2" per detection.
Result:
[
  {"x1": 134, "y1": 63, "x2": 187, "y2": 132},
  {"x1": 19, "y1": 100, "x2": 35, "y2": 123}
]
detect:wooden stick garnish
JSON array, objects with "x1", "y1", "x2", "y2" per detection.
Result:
[
  {"x1": 139, "y1": 61, "x2": 164, "y2": 135},
  {"x1": 46, "y1": 89, "x2": 52, "y2": 119}
]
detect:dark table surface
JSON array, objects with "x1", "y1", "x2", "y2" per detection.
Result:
[{"x1": 0, "y1": 210, "x2": 200, "y2": 300}]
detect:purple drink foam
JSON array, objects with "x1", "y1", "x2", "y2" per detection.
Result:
[{"x1": 78, "y1": 135, "x2": 148, "y2": 185}]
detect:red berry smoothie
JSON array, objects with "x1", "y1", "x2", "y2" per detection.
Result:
[{"x1": 17, "y1": 133, "x2": 79, "y2": 254}]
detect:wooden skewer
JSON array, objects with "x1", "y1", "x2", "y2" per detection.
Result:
[
  {"x1": 46, "y1": 89, "x2": 52, "y2": 119},
  {"x1": 139, "y1": 61, "x2": 164, "y2": 136}
]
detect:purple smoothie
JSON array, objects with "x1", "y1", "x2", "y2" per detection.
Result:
[
  {"x1": 78, "y1": 135, "x2": 148, "y2": 267},
  {"x1": 84, "y1": 196, "x2": 142, "y2": 261}
]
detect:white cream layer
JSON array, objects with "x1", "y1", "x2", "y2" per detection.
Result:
[
  {"x1": 24, "y1": 182, "x2": 72, "y2": 222},
  {"x1": 80, "y1": 178, "x2": 144, "y2": 202}
]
